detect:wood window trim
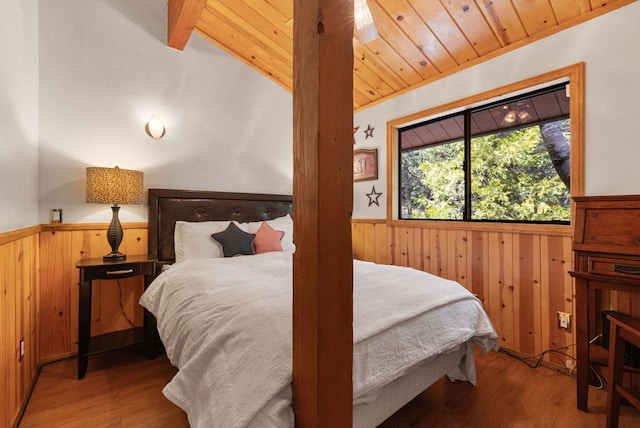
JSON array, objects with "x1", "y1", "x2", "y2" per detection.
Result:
[{"x1": 386, "y1": 62, "x2": 585, "y2": 231}]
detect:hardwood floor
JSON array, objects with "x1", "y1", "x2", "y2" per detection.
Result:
[
  {"x1": 20, "y1": 347, "x2": 640, "y2": 427},
  {"x1": 20, "y1": 349, "x2": 188, "y2": 427},
  {"x1": 380, "y1": 350, "x2": 640, "y2": 428}
]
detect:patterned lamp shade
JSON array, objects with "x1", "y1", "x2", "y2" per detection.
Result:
[
  {"x1": 86, "y1": 166, "x2": 144, "y2": 205},
  {"x1": 86, "y1": 166, "x2": 143, "y2": 261}
]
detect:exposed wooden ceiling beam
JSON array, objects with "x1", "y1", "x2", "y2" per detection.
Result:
[{"x1": 167, "y1": 0, "x2": 207, "y2": 50}]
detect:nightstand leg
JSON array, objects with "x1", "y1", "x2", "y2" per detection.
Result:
[
  {"x1": 78, "y1": 279, "x2": 92, "y2": 379},
  {"x1": 143, "y1": 271, "x2": 158, "y2": 359},
  {"x1": 576, "y1": 280, "x2": 589, "y2": 411}
]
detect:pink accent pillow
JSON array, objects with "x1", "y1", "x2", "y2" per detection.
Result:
[{"x1": 253, "y1": 222, "x2": 285, "y2": 254}]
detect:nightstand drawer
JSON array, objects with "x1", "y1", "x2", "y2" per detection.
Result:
[
  {"x1": 76, "y1": 255, "x2": 156, "y2": 282},
  {"x1": 588, "y1": 256, "x2": 640, "y2": 281},
  {"x1": 82, "y1": 262, "x2": 144, "y2": 279}
]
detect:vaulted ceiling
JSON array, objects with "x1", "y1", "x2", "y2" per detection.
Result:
[{"x1": 167, "y1": 0, "x2": 635, "y2": 111}]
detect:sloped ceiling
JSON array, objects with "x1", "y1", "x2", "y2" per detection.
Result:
[{"x1": 168, "y1": 0, "x2": 635, "y2": 111}]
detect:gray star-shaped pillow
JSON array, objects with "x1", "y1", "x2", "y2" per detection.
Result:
[{"x1": 211, "y1": 222, "x2": 256, "y2": 257}]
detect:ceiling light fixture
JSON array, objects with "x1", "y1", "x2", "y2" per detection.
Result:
[
  {"x1": 145, "y1": 115, "x2": 166, "y2": 139},
  {"x1": 355, "y1": 0, "x2": 378, "y2": 44}
]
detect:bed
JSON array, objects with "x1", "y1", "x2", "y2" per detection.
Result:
[{"x1": 140, "y1": 188, "x2": 499, "y2": 427}]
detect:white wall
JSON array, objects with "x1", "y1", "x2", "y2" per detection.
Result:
[
  {"x1": 38, "y1": 0, "x2": 293, "y2": 224},
  {"x1": 353, "y1": 2, "x2": 640, "y2": 219},
  {"x1": 9, "y1": 1, "x2": 639, "y2": 226},
  {"x1": 0, "y1": 0, "x2": 39, "y2": 233}
]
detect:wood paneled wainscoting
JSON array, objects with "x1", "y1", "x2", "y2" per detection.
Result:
[
  {"x1": 0, "y1": 226, "x2": 40, "y2": 428},
  {"x1": 352, "y1": 219, "x2": 576, "y2": 364},
  {"x1": 7, "y1": 219, "x2": 639, "y2": 427},
  {"x1": 38, "y1": 223, "x2": 149, "y2": 361}
]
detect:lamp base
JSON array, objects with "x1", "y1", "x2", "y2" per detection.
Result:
[
  {"x1": 103, "y1": 252, "x2": 126, "y2": 261},
  {"x1": 105, "y1": 205, "x2": 126, "y2": 262}
]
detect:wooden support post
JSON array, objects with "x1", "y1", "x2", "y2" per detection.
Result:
[{"x1": 292, "y1": 0, "x2": 354, "y2": 427}]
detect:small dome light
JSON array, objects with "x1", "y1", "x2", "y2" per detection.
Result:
[{"x1": 145, "y1": 115, "x2": 166, "y2": 139}]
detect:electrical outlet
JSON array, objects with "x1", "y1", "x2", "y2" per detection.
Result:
[
  {"x1": 557, "y1": 311, "x2": 571, "y2": 332},
  {"x1": 50, "y1": 208, "x2": 62, "y2": 223}
]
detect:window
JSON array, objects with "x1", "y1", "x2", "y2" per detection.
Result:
[{"x1": 398, "y1": 83, "x2": 571, "y2": 224}]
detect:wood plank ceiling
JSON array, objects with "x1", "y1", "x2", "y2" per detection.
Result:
[{"x1": 169, "y1": 0, "x2": 635, "y2": 111}]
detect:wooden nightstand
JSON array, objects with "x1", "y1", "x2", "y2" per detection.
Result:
[{"x1": 76, "y1": 255, "x2": 157, "y2": 379}]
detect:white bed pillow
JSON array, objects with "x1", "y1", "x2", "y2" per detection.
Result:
[
  {"x1": 175, "y1": 220, "x2": 252, "y2": 262},
  {"x1": 174, "y1": 221, "x2": 187, "y2": 262},
  {"x1": 247, "y1": 214, "x2": 295, "y2": 253}
]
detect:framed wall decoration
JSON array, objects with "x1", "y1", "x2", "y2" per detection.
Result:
[{"x1": 353, "y1": 148, "x2": 378, "y2": 182}]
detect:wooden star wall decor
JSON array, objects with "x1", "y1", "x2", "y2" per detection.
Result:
[
  {"x1": 364, "y1": 124, "x2": 375, "y2": 139},
  {"x1": 366, "y1": 186, "x2": 382, "y2": 207}
]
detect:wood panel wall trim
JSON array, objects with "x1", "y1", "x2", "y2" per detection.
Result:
[
  {"x1": 0, "y1": 226, "x2": 41, "y2": 246},
  {"x1": 351, "y1": 218, "x2": 386, "y2": 224},
  {"x1": 385, "y1": 219, "x2": 573, "y2": 236},
  {"x1": 40, "y1": 222, "x2": 148, "y2": 232},
  {"x1": 352, "y1": 219, "x2": 573, "y2": 251},
  {"x1": 1, "y1": 223, "x2": 148, "y2": 244}
]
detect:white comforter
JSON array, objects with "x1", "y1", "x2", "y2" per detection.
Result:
[{"x1": 140, "y1": 252, "x2": 498, "y2": 427}]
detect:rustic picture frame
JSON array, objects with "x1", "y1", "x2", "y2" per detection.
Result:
[{"x1": 353, "y1": 148, "x2": 378, "y2": 182}]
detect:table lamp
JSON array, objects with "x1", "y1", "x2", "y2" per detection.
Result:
[{"x1": 86, "y1": 166, "x2": 144, "y2": 261}]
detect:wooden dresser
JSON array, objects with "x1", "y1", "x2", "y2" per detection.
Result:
[{"x1": 570, "y1": 194, "x2": 640, "y2": 411}]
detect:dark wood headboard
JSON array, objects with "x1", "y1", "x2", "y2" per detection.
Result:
[{"x1": 148, "y1": 188, "x2": 293, "y2": 265}]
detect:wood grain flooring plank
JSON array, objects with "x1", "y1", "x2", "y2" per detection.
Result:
[{"x1": 20, "y1": 347, "x2": 640, "y2": 427}]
